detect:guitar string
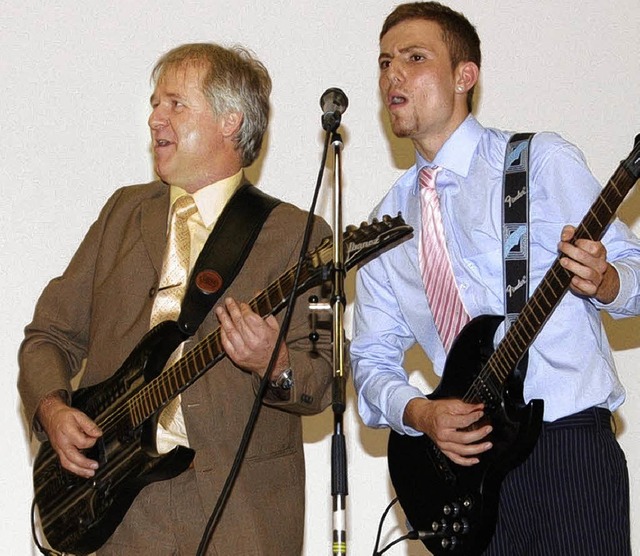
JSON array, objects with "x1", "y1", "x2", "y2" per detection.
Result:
[
  {"x1": 92, "y1": 223, "x2": 395, "y2": 436},
  {"x1": 94, "y1": 262, "x2": 309, "y2": 434},
  {"x1": 463, "y1": 168, "x2": 632, "y2": 405},
  {"x1": 33, "y1": 222, "x2": 409, "y2": 477}
]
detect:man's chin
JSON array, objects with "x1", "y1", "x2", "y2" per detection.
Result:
[{"x1": 390, "y1": 124, "x2": 414, "y2": 139}]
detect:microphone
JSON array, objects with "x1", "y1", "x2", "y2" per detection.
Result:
[{"x1": 320, "y1": 87, "x2": 349, "y2": 131}]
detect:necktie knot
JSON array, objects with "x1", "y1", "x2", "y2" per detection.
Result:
[
  {"x1": 173, "y1": 194, "x2": 197, "y2": 220},
  {"x1": 419, "y1": 166, "x2": 441, "y2": 191}
]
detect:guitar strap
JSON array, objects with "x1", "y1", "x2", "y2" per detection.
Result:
[
  {"x1": 502, "y1": 132, "x2": 535, "y2": 378},
  {"x1": 177, "y1": 182, "x2": 281, "y2": 336}
]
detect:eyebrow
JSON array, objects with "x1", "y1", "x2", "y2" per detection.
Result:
[
  {"x1": 378, "y1": 45, "x2": 428, "y2": 62},
  {"x1": 149, "y1": 91, "x2": 183, "y2": 105}
]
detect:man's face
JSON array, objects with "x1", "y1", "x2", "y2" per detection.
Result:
[
  {"x1": 379, "y1": 18, "x2": 463, "y2": 150},
  {"x1": 149, "y1": 63, "x2": 227, "y2": 191}
]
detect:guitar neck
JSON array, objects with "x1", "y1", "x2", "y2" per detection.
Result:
[
  {"x1": 127, "y1": 250, "x2": 326, "y2": 428},
  {"x1": 467, "y1": 155, "x2": 639, "y2": 403},
  {"x1": 119, "y1": 214, "x2": 412, "y2": 429}
]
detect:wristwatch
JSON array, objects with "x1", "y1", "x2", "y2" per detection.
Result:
[{"x1": 270, "y1": 368, "x2": 293, "y2": 390}]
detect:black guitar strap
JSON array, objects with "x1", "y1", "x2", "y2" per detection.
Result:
[
  {"x1": 502, "y1": 132, "x2": 535, "y2": 378},
  {"x1": 177, "y1": 182, "x2": 281, "y2": 336}
]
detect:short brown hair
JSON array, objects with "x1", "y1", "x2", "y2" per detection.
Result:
[
  {"x1": 152, "y1": 43, "x2": 272, "y2": 167},
  {"x1": 381, "y1": 2, "x2": 481, "y2": 110}
]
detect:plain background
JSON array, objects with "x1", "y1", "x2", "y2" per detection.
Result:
[{"x1": 2, "y1": 1, "x2": 639, "y2": 554}]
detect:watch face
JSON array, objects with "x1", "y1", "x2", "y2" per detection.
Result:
[{"x1": 274, "y1": 369, "x2": 293, "y2": 390}]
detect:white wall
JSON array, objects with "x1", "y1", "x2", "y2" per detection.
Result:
[{"x1": 2, "y1": 1, "x2": 639, "y2": 554}]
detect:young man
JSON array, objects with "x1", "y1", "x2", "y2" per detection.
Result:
[
  {"x1": 19, "y1": 43, "x2": 333, "y2": 554},
  {"x1": 351, "y1": 3, "x2": 639, "y2": 554}
]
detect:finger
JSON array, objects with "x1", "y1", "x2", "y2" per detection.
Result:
[
  {"x1": 216, "y1": 304, "x2": 247, "y2": 351},
  {"x1": 76, "y1": 413, "x2": 102, "y2": 439},
  {"x1": 560, "y1": 239, "x2": 607, "y2": 273},
  {"x1": 60, "y1": 450, "x2": 99, "y2": 477},
  {"x1": 438, "y1": 408, "x2": 485, "y2": 431},
  {"x1": 443, "y1": 451, "x2": 480, "y2": 466},
  {"x1": 215, "y1": 304, "x2": 234, "y2": 330},
  {"x1": 451, "y1": 424, "x2": 493, "y2": 445},
  {"x1": 219, "y1": 326, "x2": 240, "y2": 359},
  {"x1": 560, "y1": 224, "x2": 576, "y2": 242},
  {"x1": 439, "y1": 436, "x2": 492, "y2": 464},
  {"x1": 441, "y1": 447, "x2": 490, "y2": 467},
  {"x1": 225, "y1": 297, "x2": 244, "y2": 324},
  {"x1": 237, "y1": 303, "x2": 269, "y2": 338},
  {"x1": 263, "y1": 314, "x2": 281, "y2": 334}
]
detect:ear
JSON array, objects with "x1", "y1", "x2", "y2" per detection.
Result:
[
  {"x1": 455, "y1": 61, "x2": 479, "y2": 94},
  {"x1": 220, "y1": 111, "x2": 243, "y2": 139}
]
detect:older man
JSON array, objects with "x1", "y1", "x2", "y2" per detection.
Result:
[{"x1": 19, "y1": 43, "x2": 333, "y2": 555}]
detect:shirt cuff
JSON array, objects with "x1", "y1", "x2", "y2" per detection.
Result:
[
  {"x1": 387, "y1": 385, "x2": 428, "y2": 437},
  {"x1": 593, "y1": 261, "x2": 633, "y2": 313}
]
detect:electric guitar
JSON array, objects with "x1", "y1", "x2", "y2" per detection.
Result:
[
  {"x1": 33, "y1": 214, "x2": 412, "y2": 555},
  {"x1": 387, "y1": 137, "x2": 640, "y2": 555}
]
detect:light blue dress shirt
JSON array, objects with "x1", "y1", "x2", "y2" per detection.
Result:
[{"x1": 351, "y1": 115, "x2": 640, "y2": 435}]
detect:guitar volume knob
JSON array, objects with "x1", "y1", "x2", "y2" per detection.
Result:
[
  {"x1": 452, "y1": 518, "x2": 469, "y2": 534},
  {"x1": 443, "y1": 502, "x2": 460, "y2": 517}
]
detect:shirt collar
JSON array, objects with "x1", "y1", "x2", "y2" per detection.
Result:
[
  {"x1": 416, "y1": 114, "x2": 485, "y2": 180},
  {"x1": 169, "y1": 170, "x2": 244, "y2": 229}
]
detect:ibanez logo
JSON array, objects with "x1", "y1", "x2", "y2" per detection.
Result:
[{"x1": 347, "y1": 237, "x2": 381, "y2": 253}]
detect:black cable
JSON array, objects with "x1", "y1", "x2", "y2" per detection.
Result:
[
  {"x1": 30, "y1": 499, "x2": 60, "y2": 556},
  {"x1": 371, "y1": 496, "x2": 439, "y2": 556},
  {"x1": 372, "y1": 496, "x2": 398, "y2": 555},
  {"x1": 196, "y1": 131, "x2": 333, "y2": 555}
]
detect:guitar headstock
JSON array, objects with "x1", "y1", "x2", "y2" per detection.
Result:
[
  {"x1": 343, "y1": 213, "x2": 413, "y2": 271},
  {"x1": 302, "y1": 214, "x2": 412, "y2": 289},
  {"x1": 622, "y1": 134, "x2": 640, "y2": 180}
]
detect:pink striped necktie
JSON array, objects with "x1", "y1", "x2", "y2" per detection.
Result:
[{"x1": 418, "y1": 166, "x2": 469, "y2": 352}]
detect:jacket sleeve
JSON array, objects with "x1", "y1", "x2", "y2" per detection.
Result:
[{"x1": 17, "y1": 188, "x2": 126, "y2": 434}]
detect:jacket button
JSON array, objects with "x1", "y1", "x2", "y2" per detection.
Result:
[{"x1": 149, "y1": 286, "x2": 157, "y2": 298}]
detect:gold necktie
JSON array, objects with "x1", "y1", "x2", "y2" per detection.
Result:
[
  {"x1": 151, "y1": 194, "x2": 198, "y2": 327},
  {"x1": 151, "y1": 194, "x2": 197, "y2": 452}
]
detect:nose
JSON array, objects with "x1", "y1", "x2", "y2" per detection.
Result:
[
  {"x1": 380, "y1": 59, "x2": 403, "y2": 89},
  {"x1": 387, "y1": 60, "x2": 403, "y2": 85},
  {"x1": 148, "y1": 105, "x2": 168, "y2": 130}
]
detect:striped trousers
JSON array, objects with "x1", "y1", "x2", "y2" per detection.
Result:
[{"x1": 483, "y1": 407, "x2": 630, "y2": 556}]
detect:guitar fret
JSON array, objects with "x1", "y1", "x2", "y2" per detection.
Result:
[
  {"x1": 253, "y1": 292, "x2": 271, "y2": 316},
  {"x1": 203, "y1": 335, "x2": 215, "y2": 361},
  {"x1": 129, "y1": 399, "x2": 142, "y2": 428},
  {"x1": 195, "y1": 346, "x2": 207, "y2": 375}
]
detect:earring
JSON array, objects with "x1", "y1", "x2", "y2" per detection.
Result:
[{"x1": 456, "y1": 85, "x2": 464, "y2": 92}]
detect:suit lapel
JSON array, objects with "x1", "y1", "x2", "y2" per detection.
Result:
[{"x1": 140, "y1": 182, "x2": 170, "y2": 275}]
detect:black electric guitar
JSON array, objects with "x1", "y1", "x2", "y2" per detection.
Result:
[
  {"x1": 388, "y1": 137, "x2": 640, "y2": 555},
  {"x1": 33, "y1": 215, "x2": 412, "y2": 555}
]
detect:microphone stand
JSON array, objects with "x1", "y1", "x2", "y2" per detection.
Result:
[{"x1": 327, "y1": 120, "x2": 348, "y2": 556}]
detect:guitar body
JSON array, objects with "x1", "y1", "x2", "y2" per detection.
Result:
[
  {"x1": 33, "y1": 321, "x2": 195, "y2": 555},
  {"x1": 388, "y1": 315, "x2": 544, "y2": 556},
  {"x1": 30, "y1": 215, "x2": 415, "y2": 554},
  {"x1": 386, "y1": 138, "x2": 640, "y2": 555}
]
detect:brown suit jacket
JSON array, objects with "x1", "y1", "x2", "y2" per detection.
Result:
[{"x1": 18, "y1": 180, "x2": 334, "y2": 554}]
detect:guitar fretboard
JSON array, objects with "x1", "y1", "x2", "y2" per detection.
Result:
[{"x1": 465, "y1": 149, "x2": 640, "y2": 405}]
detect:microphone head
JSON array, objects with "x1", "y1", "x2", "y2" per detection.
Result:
[{"x1": 320, "y1": 87, "x2": 349, "y2": 115}]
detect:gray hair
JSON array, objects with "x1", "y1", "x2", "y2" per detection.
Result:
[{"x1": 152, "y1": 43, "x2": 272, "y2": 167}]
